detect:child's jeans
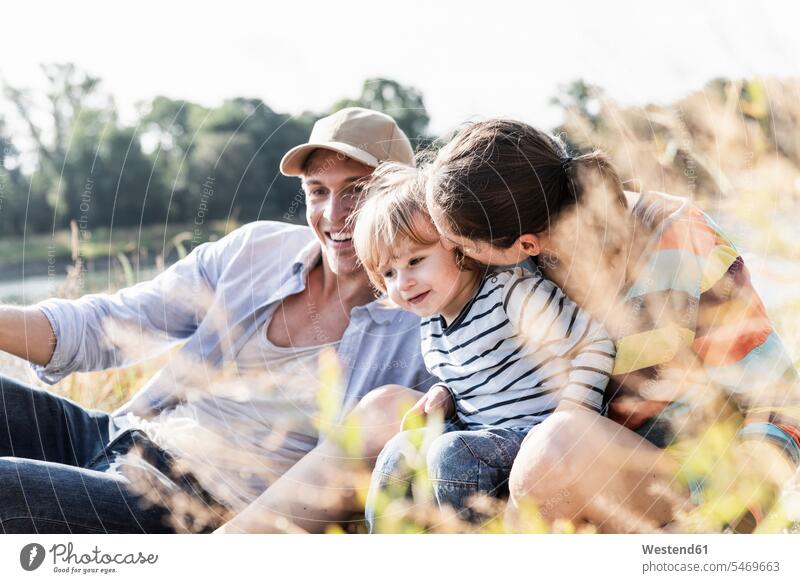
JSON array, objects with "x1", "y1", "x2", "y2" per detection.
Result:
[{"x1": 365, "y1": 420, "x2": 530, "y2": 532}]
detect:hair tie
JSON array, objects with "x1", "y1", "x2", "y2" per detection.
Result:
[{"x1": 560, "y1": 156, "x2": 573, "y2": 174}]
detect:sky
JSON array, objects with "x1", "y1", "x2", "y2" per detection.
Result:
[{"x1": 1, "y1": 0, "x2": 799, "y2": 135}]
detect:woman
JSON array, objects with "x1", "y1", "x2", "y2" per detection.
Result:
[{"x1": 422, "y1": 119, "x2": 800, "y2": 533}]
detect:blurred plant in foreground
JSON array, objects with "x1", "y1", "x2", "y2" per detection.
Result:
[{"x1": 1, "y1": 77, "x2": 798, "y2": 534}]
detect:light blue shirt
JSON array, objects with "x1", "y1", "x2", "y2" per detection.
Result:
[{"x1": 33, "y1": 221, "x2": 435, "y2": 422}]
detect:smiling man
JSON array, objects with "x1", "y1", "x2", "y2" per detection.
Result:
[{"x1": 0, "y1": 107, "x2": 434, "y2": 534}]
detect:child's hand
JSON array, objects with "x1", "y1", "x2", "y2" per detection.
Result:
[
  {"x1": 400, "y1": 384, "x2": 455, "y2": 431},
  {"x1": 409, "y1": 383, "x2": 455, "y2": 419}
]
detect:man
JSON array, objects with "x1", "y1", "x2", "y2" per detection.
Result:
[{"x1": 0, "y1": 107, "x2": 433, "y2": 534}]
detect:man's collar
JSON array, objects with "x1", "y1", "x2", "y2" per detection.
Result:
[
  {"x1": 362, "y1": 299, "x2": 398, "y2": 325},
  {"x1": 290, "y1": 238, "x2": 323, "y2": 277},
  {"x1": 288, "y1": 239, "x2": 398, "y2": 326}
]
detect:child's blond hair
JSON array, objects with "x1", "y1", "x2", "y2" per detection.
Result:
[{"x1": 352, "y1": 162, "x2": 440, "y2": 293}]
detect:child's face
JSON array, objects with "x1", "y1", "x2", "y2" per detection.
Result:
[{"x1": 379, "y1": 218, "x2": 479, "y2": 322}]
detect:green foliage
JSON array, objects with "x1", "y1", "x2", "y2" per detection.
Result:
[
  {"x1": 314, "y1": 347, "x2": 345, "y2": 438},
  {"x1": 0, "y1": 66, "x2": 428, "y2": 242},
  {"x1": 740, "y1": 80, "x2": 769, "y2": 120}
]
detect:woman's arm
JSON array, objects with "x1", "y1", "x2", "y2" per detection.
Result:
[{"x1": 614, "y1": 205, "x2": 800, "y2": 531}]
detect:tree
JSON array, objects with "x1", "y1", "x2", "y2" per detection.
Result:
[
  {"x1": 4, "y1": 64, "x2": 114, "y2": 229},
  {"x1": 0, "y1": 117, "x2": 50, "y2": 235},
  {"x1": 140, "y1": 96, "x2": 211, "y2": 223},
  {"x1": 193, "y1": 98, "x2": 314, "y2": 224},
  {"x1": 1, "y1": 68, "x2": 432, "y2": 235},
  {"x1": 141, "y1": 96, "x2": 314, "y2": 226}
]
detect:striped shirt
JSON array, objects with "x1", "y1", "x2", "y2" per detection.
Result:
[
  {"x1": 421, "y1": 266, "x2": 615, "y2": 430},
  {"x1": 607, "y1": 191, "x2": 800, "y2": 466}
]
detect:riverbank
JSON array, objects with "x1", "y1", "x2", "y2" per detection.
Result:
[
  {"x1": 0, "y1": 221, "x2": 236, "y2": 303},
  {"x1": 0, "y1": 221, "x2": 235, "y2": 278}
]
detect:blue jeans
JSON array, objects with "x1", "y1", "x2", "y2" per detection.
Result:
[
  {"x1": 365, "y1": 421, "x2": 529, "y2": 532},
  {"x1": 0, "y1": 374, "x2": 219, "y2": 533}
]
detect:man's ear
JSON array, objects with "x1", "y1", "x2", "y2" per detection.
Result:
[{"x1": 516, "y1": 234, "x2": 541, "y2": 256}]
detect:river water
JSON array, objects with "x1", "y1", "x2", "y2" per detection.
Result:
[{"x1": 0, "y1": 266, "x2": 161, "y2": 305}]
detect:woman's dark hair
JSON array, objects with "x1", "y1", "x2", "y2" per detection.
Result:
[{"x1": 426, "y1": 119, "x2": 626, "y2": 248}]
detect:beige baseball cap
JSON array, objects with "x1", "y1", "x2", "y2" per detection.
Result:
[{"x1": 280, "y1": 107, "x2": 415, "y2": 176}]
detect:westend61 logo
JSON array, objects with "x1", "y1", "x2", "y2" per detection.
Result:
[{"x1": 19, "y1": 542, "x2": 158, "y2": 575}]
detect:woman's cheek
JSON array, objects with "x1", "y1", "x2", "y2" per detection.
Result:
[{"x1": 469, "y1": 249, "x2": 493, "y2": 265}]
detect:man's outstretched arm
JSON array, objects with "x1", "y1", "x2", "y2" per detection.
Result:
[{"x1": 0, "y1": 305, "x2": 55, "y2": 366}]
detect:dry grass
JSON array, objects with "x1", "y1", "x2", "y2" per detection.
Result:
[{"x1": 1, "y1": 78, "x2": 799, "y2": 533}]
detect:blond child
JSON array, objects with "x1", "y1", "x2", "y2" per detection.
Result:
[{"x1": 353, "y1": 163, "x2": 615, "y2": 530}]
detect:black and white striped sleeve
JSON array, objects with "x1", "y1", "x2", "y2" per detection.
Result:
[{"x1": 503, "y1": 268, "x2": 615, "y2": 412}]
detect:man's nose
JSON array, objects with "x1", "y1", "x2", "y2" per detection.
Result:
[{"x1": 323, "y1": 192, "x2": 354, "y2": 226}]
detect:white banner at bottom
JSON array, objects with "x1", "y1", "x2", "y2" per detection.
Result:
[{"x1": 1, "y1": 534, "x2": 798, "y2": 582}]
